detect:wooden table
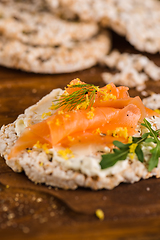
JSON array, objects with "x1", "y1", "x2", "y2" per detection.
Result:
[{"x1": 1, "y1": 33, "x2": 160, "y2": 240}]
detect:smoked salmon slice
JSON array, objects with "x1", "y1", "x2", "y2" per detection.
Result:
[
  {"x1": 8, "y1": 79, "x2": 157, "y2": 160},
  {"x1": 47, "y1": 104, "x2": 141, "y2": 146},
  {"x1": 8, "y1": 119, "x2": 51, "y2": 159},
  {"x1": 60, "y1": 131, "x2": 128, "y2": 149},
  {"x1": 8, "y1": 104, "x2": 142, "y2": 159}
]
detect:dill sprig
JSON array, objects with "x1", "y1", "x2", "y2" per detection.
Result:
[
  {"x1": 53, "y1": 83, "x2": 99, "y2": 111},
  {"x1": 100, "y1": 119, "x2": 160, "y2": 172}
]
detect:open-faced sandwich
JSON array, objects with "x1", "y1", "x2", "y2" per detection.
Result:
[{"x1": 1, "y1": 79, "x2": 160, "y2": 190}]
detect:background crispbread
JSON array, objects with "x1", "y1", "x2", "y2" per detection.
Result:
[
  {"x1": 1, "y1": 0, "x2": 159, "y2": 74},
  {"x1": 143, "y1": 94, "x2": 160, "y2": 110},
  {"x1": 0, "y1": 33, "x2": 111, "y2": 73},
  {"x1": 101, "y1": 50, "x2": 160, "y2": 91},
  {"x1": 0, "y1": 0, "x2": 112, "y2": 73},
  {"x1": 1, "y1": 0, "x2": 47, "y2": 12},
  {"x1": 0, "y1": 1, "x2": 98, "y2": 46},
  {"x1": 47, "y1": 0, "x2": 160, "y2": 53}
]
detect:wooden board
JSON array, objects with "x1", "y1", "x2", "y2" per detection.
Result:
[{"x1": 1, "y1": 33, "x2": 160, "y2": 240}]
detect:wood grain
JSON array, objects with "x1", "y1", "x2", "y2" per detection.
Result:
[{"x1": 0, "y1": 32, "x2": 160, "y2": 240}]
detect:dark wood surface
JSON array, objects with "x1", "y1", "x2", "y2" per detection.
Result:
[{"x1": 1, "y1": 33, "x2": 160, "y2": 240}]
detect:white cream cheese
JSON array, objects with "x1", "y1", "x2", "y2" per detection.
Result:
[{"x1": 15, "y1": 88, "x2": 63, "y2": 135}]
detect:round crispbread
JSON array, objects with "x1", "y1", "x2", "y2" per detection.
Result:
[
  {"x1": 47, "y1": 0, "x2": 160, "y2": 53},
  {"x1": 1, "y1": 87, "x2": 160, "y2": 190},
  {"x1": 101, "y1": 50, "x2": 160, "y2": 91},
  {"x1": 1, "y1": 0, "x2": 46, "y2": 12},
  {"x1": 0, "y1": 32, "x2": 111, "y2": 73},
  {"x1": 0, "y1": 1, "x2": 98, "y2": 46}
]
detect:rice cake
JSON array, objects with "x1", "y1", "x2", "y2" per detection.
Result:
[
  {"x1": 0, "y1": 32, "x2": 111, "y2": 73},
  {"x1": 143, "y1": 94, "x2": 160, "y2": 110},
  {"x1": 0, "y1": 1, "x2": 99, "y2": 46},
  {"x1": 47, "y1": 0, "x2": 160, "y2": 53},
  {"x1": 1, "y1": 82, "x2": 160, "y2": 190},
  {"x1": 101, "y1": 50, "x2": 160, "y2": 91}
]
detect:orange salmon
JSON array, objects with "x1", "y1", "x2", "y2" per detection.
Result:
[{"x1": 8, "y1": 79, "x2": 159, "y2": 159}]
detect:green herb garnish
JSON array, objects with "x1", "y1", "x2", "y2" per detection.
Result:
[
  {"x1": 53, "y1": 83, "x2": 99, "y2": 111},
  {"x1": 100, "y1": 119, "x2": 160, "y2": 172},
  {"x1": 141, "y1": 119, "x2": 160, "y2": 171}
]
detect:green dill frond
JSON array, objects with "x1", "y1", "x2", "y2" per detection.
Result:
[{"x1": 52, "y1": 83, "x2": 99, "y2": 111}]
